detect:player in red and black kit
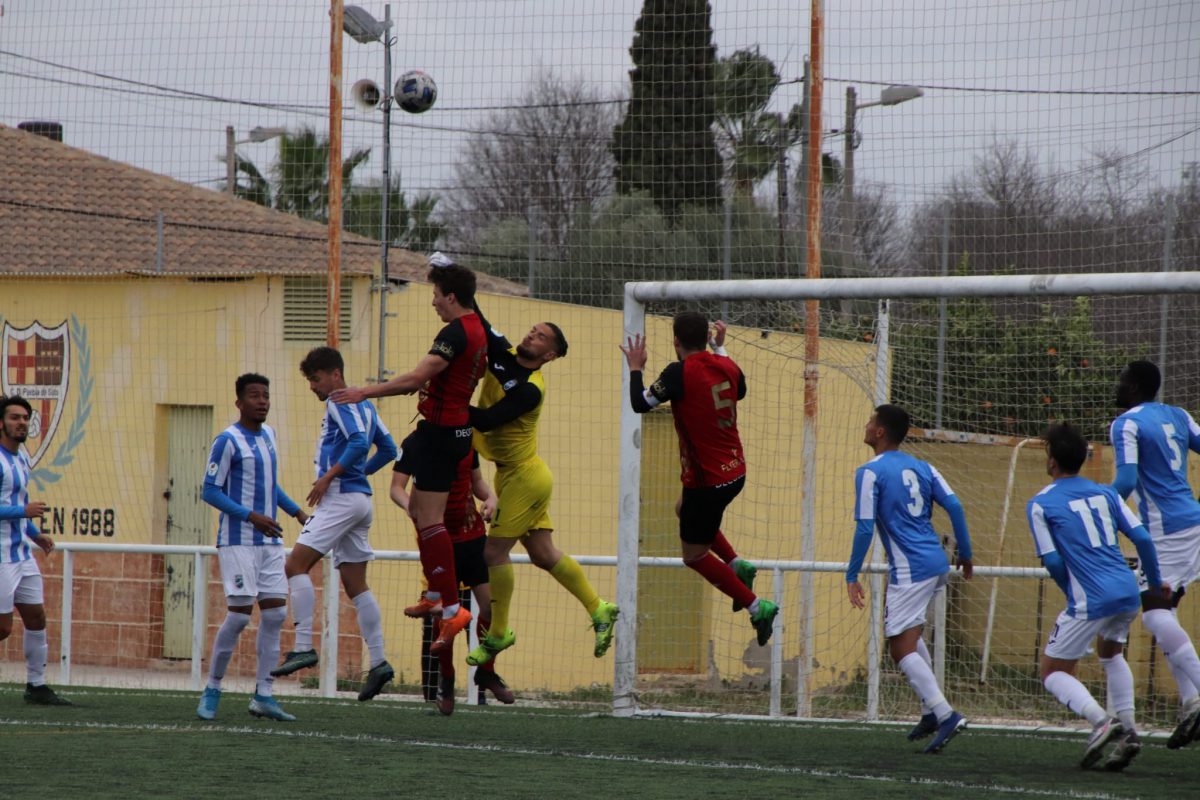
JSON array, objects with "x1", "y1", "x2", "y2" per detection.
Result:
[
  {"x1": 332, "y1": 258, "x2": 487, "y2": 653},
  {"x1": 392, "y1": 447, "x2": 515, "y2": 715},
  {"x1": 621, "y1": 312, "x2": 779, "y2": 646}
]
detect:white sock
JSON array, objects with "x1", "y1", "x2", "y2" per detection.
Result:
[
  {"x1": 1167, "y1": 657, "x2": 1200, "y2": 705},
  {"x1": 1144, "y1": 608, "x2": 1200, "y2": 690},
  {"x1": 352, "y1": 591, "x2": 387, "y2": 668},
  {"x1": 288, "y1": 573, "x2": 316, "y2": 651},
  {"x1": 1101, "y1": 654, "x2": 1136, "y2": 732},
  {"x1": 1045, "y1": 670, "x2": 1107, "y2": 725},
  {"x1": 898, "y1": 652, "x2": 952, "y2": 721},
  {"x1": 915, "y1": 638, "x2": 934, "y2": 714},
  {"x1": 747, "y1": 598, "x2": 761, "y2": 616},
  {"x1": 441, "y1": 602, "x2": 461, "y2": 620},
  {"x1": 256, "y1": 605, "x2": 287, "y2": 696},
  {"x1": 208, "y1": 611, "x2": 251, "y2": 689},
  {"x1": 24, "y1": 628, "x2": 48, "y2": 686}
]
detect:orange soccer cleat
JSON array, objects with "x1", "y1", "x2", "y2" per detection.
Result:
[
  {"x1": 404, "y1": 593, "x2": 442, "y2": 619},
  {"x1": 430, "y1": 606, "x2": 473, "y2": 655}
]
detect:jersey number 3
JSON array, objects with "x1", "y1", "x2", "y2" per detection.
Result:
[{"x1": 901, "y1": 469, "x2": 924, "y2": 516}]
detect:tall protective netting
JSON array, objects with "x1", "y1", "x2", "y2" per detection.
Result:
[
  {"x1": 2, "y1": 0, "x2": 1198, "y2": 721},
  {"x1": 617, "y1": 275, "x2": 1200, "y2": 727}
]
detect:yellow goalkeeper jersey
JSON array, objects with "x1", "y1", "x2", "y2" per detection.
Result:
[{"x1": 473, "y1": 359, "x2": 546, "y2": 466}]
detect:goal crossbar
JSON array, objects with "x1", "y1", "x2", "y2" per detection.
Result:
[{"x1": 626, "y1": 271, "x2": 1200, "y2": 303}]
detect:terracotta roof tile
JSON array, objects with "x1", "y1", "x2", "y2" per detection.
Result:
[{"x1": 0, "y1": 125, "x2": 525, "y2": 296}]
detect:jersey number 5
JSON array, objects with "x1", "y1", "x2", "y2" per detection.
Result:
[
  {"x1": 1163, "y1": 423, "x2": 1184, "y2": 471},
  {"x1": 711, "y1": 381, "x2": 734, "y2": 429}
]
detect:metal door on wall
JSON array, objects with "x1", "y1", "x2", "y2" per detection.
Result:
[{"x1": 163, "y1": 405, "x2": 213, "y2": 659}]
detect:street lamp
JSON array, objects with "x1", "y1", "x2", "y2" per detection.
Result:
[
  {"x1": 842, "y1": 84, "x2": 922, "y2": 272},
  {"x1": 343, "y1": 5, "x2": 396, "y2": 384},
  {"x1": 225, "y1": 126, "x2": 287, "y2": 194}
]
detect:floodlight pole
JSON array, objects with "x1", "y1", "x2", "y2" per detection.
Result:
[
  {"x1": 377, "y1": 4, "x2": 394, "y2": 384},
  {"x1": 328, "y1": 0, "x2": 345, "y2": 349}
]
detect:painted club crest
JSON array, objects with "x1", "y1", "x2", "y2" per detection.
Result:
[
  {"x1": 3, "y1": 321, "x2": 69, "y2": 467},
  {"x1": 0, "y1": 316, "x2": 92, "y2": 488}
]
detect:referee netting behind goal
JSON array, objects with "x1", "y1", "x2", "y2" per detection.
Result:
[{"x1": 615, "y1": 272, "x2": 1200, "y2": 729}]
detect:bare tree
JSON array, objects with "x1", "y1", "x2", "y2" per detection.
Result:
[{"x1": 446, "y1": 74, "x2": 619, "y2": 257}]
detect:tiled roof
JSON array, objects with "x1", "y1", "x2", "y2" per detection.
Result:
[{"x1": 0, "y1": 125, "x2": 525, "y2": 295}]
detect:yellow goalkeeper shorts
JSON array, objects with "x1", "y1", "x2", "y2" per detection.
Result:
[{"x1": 489, "y1": 456, "x2": 554, "y2": 539}]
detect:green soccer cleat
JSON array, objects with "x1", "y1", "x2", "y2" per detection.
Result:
[
  {"x1": 270, "y1": 648, "x2": 318, "y2": 677},
  {"x1": 591, "y1": 601, "x2": 619, "y2": 658},
  {"x1": 731, "y1": 559, "x2": 758, "y2": 612},
  {"x1": 750, "y1": 599, "x2": 779, "y2": 647},
  {"x1": 466, "y1": 628, "x2": 517, "y2": 667},
  {"x1": 24, "y1": 683, "x2": 72, "y2": 706}
]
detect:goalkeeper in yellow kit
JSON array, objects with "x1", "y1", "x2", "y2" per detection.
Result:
[{"x1": 444, "y1": 273, "x2": 617, "y2": 666}]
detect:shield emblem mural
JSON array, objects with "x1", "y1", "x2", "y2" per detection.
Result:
[{"x1": 2, "y1": 321, "x2": 70, "y2": 468}]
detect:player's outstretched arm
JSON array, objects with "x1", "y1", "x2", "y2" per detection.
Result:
[
  {"x1": 937, "y1": 495, "x2": 973, "y2": 579},
  {"x1": 708, "y1": 320, "x2": 728, "y2": 355},
  {"x1": 469, "y1": 383, "x2": 541, "y2": 432},
  {"x1": 332, "y1": 355, "x2": 450, "y2": 403}
]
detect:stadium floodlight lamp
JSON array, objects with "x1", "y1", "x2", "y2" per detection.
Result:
[
  {"x1": 343, "y1": 6, "x2": 392, "y2": 43},
  {"x1": 878, "y1": 85, "x2": 924, "y2": 107},
  {"x1": 247, "y1": 126, "x2": 288, "y2": 143}
]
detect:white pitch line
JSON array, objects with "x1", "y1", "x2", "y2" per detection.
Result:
[{"x1": 0, "y1": 716, "x2": 1143, "y2": 800}]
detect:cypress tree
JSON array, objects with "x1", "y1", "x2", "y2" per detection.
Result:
[{"x1": 613, "y1": 0, "x2": 723, "y2": 218}]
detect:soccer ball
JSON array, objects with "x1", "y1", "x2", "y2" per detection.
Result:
[{"x1": 395, "y1": 70, "x2": 437, "y2": 114}]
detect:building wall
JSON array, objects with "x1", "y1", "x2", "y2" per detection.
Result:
[{"x1": 0, "y1": 275, "x2": 882, "y2": 694}]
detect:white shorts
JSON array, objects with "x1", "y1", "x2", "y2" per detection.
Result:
[
  {"x1": 1148, "y1": 525, "x2": 1200, "y2": 592},
  {"x1": 217, "y1": 544, "x2": 288, "y2": 601},
  {"x1": 296, "y1": 489, "x2": 374, "y2": 568},
  {"x1": 0, "y1": 559, "x2": 44, "y2": 615},
  {"x1": 883, "y1": 573, "x2": 947, "y2": 638},
  {"x1": 1044, "y1": 608, "x2": 1138, "y2": 660}
]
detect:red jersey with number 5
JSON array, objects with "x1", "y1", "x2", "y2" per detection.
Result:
[
  {"x1": 418, "y1": 311, "x2": 487, "y2": 426},
  {"x1": 648, "y1": 352, "x2": 747, "y2": 488}
]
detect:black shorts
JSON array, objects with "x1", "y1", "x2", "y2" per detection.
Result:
[
  {"x1": 453, "y1": 535, "x2": 489, "y2": 589},
  {"x1": 396, "y1": 421, "x2": 473, "y2": 492},
  {"x1": 678, "y1": 476, "x2": 745, "y2": 545}
]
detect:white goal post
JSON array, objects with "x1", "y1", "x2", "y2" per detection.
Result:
[{"x1": 614, "y1": 270, "x2": 1200, "y2": 722}]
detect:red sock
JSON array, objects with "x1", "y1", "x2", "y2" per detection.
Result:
[
  {"x1": 710, "y1": 531, "x2": 738, "y2": 564},
  {"x1": 417, "y1": 523, "x2": 458, "y2": 600},
  {"x1": 685, "y1": 552, "x2": 755, "y2": 608},
  {"x1": 433, "y1": 618, "x2": 455, "y2": 677}
]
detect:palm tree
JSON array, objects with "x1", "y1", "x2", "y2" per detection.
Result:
[
  {"x1": 272, "y1": 127, "x2": 371, "y2": 222},
  {"x1": 230, "y1": 127, "x2": 371, "y2": 223},
  {"x1": 713, "y1": 48, "x2": 803, "y2": 197}
]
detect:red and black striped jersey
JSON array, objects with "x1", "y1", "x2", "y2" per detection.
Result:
[
  {"x1": 418, "y1": 312, "x2": 487, "y2": 427},
  {"x1": 649, "y1": 352, "x2": 747, "y2": 488}
]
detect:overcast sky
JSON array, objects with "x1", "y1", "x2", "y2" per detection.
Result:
[{"x1": 2, "y1": 0, "x2": 1197, "y2": 217}]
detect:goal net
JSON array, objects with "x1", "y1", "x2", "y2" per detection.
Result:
[{"x1": 615, "y1": 272, "x2": 1200, "y2": 730}]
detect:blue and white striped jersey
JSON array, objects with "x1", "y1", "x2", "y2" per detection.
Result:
[
  {"x1": 0, "y1": 445, "x2": 37, "y2": 563},
  {"x1": 1027, "y1": 476, "x2": 1142, "y2": 619},
  {"x1": 204, "y1": 423, "x2": 289, "y2": 547},
  {"x1": 1110, "y1": 403, "x2": 1200, "y2": 536},
  {"x1": 854, "y1": 450, "x2": 955, "y2": 585},
  {"x1": 314, "y1": 398, "x2": 391, "y2": 495}
]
